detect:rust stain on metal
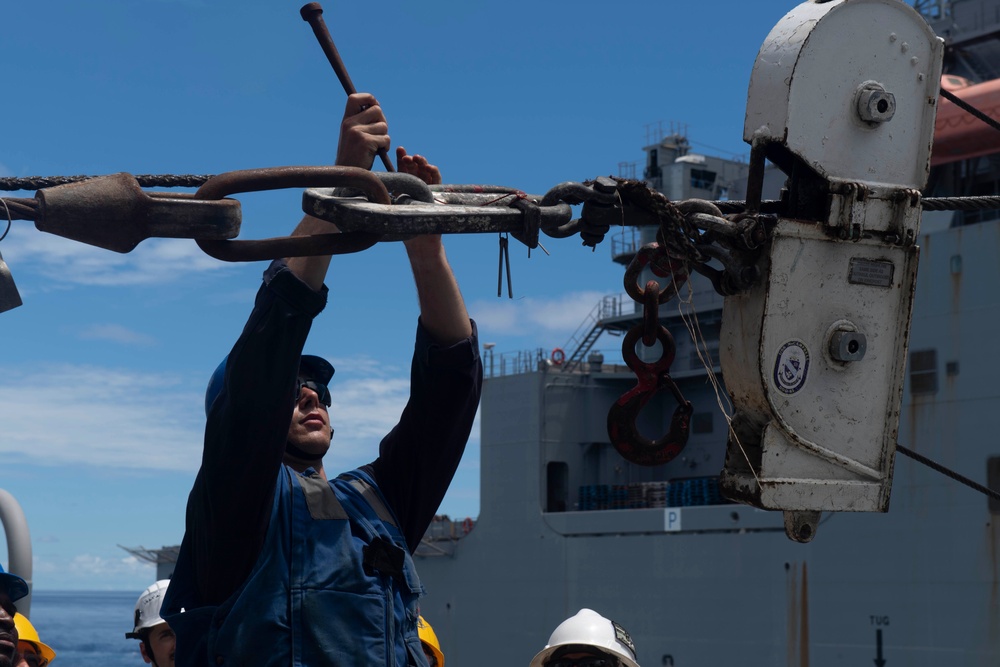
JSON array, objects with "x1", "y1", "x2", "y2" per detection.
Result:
[
  {"x1": 786, "y1": 562, "x2": 798, "y2": 667},
  {"x1": 988, "y1": 521, "x2": 1000, "y2": 650},
  {"x1": 801, "y1": 561, "x2": 810, "y2": 667},
  {"x1": 785, "y1": 560, "x2": 810, "y2": 666}
]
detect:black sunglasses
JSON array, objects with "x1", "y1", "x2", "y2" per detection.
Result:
[
  {"x1": 547, "y1": 656, "x2": 620, "y2": 667},
  {"x1": 20, "y1": 652, "x2": 48, "y2": 667},
  {"x1": 296, "y1": 379, "x2": 331, "y2": 408}
]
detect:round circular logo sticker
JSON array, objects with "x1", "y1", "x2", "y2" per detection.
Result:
[{"x1": 774, "y1": 340, "x2": 810, "y2": 394}]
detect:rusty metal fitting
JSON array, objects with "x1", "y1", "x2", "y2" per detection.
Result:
[
  {"x1": 194, "y1": 166, "x2": 391, "y2": 261},
  {"x1": 34, "y1": 173, "x2": 241, "y2": 253}
]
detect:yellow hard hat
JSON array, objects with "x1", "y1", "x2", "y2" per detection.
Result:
[
  {"x1": 14, "y1": 613, "x2": 57, "y2": 665},
  {"x1": 417, "y1": 615, "x2": 445, "y2": 667}
]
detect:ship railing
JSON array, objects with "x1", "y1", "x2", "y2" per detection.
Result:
[
  {"x1": 484, "y1": 346, "x2": 633, "y2": 378},
  {"x1": 611, "y1": 228, "x2": 642, "y2": 261},
  {"x1": 559, "y1": 293, "x2": 632, "y2": 367},
  {"x1": 576, "y1": 477, "x2": 734, "y2": 512},
  {"x1": 483, "y1": 348, "x2": 545, "y2": 378},
  {"x1": 416, "y1": 516, "x2": 477, "y2": 557}
]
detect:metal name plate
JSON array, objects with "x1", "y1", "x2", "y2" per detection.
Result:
[{"x1": 848, "y1": 258, "x2": 894, "y2": 287}]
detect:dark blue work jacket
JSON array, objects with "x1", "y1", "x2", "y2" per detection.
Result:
[{"x1": 171, "y1": 467, "x2": 428, "y2": 667}]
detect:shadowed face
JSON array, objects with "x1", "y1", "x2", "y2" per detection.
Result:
[
  {"x1": 15, "y1": 641, "x2": 48, "y2": 667},
  {"x1": 285, "y1": 375, "x2": 333, "y2": 462},
  {"x1": 140, "y1": 621, "x2": 175, "y2": 667},
  {"x1": 546, "y1": 648, "x2": 621, "y2": 667},
  {"x1": 0, "y1": 594, "x2": 17, "y2": 667}
]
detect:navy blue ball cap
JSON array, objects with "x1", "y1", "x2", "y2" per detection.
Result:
[
  {"x1": 299, "y1": 355, "x2": 334, "y2": 385},
  {"x1": 0, "y1": 563, "x2": 29, "y2": 602},
  {"x1": 204, "y1": 354, "x2": 335, "y2": 416},
  {"x1": 204, "y1": 356, "x2": 230, "y2": 417}
]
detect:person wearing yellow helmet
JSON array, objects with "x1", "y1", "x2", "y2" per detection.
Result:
[
  {"x1": 418, "y1": 616, "x2": 445, "y2": 667},
  {"x1": 12, "y1": 614, "x2": 55, "y2": 667}
]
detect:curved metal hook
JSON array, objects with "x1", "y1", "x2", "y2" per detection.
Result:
[
  {"x1": 194, "y1": 166, "x2": 390, "y2": 261},
  {"x1": 607, "y1": 323, "x2": 694, "y2": 466}
]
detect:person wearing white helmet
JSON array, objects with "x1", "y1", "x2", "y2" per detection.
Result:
[
  {"x1": 529, "y1": 609, "x2": 641, "y2": 667},
  {"x1": 126, "y1": 580, "x2": 174, "y2": 667}
]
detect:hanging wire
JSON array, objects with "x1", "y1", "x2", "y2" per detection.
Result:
[
  {"x1": 0, "y1": 199, "x2": 11, "y2": 242},
  {"x1": 939, "y1": 87, "x2": 1000, "y2": 134},
  {"x1": 896, "y1": 444, "x2": 1000, "y2": 502}
]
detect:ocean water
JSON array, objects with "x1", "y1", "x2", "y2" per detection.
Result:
[{"x1": 24, "y1": 590, "x2": 142, "y2": 667}]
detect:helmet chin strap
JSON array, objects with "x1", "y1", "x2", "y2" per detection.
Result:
[{"x1": 285, "y1": 441, "x2": 325, "y2": 462}]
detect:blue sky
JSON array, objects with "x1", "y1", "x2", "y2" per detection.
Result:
[{"x1": 1, "y1": 0, "x2": 798, "y2": 590}]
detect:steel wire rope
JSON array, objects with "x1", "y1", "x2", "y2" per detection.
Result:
[
  {"x1": 0, "y1": 174, "x2": 213, "y2": 191},
  {"x1": 895, "y1": 443, "x2": 1000, "y2": 502},
  {"x1": 0, "y1": 199, "x2": 11, "y2": 242},
  {"x1": 939, "y1": 87, "x2": 1000, "y2": 135}
]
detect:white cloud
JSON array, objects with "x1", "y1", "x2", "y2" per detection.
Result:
[
  {"x1": 0, "y1": 354, "x2": 481, "y2": 522},
  {"x1": 0, "y1": 356, "x2": 451, "y2": 478},
  {"x1": 0, "y1": 363, "x2": 205, "y2": 471},
  {"x1": 31, "y1": 553, "x2": 156, "y2": 590},
  {"x1": 2, "y1": 226, "x2": 232, "y2": 287},
  {"x1": 78, "y1": 323, "x2": 158, "y2": 346},
  {"x1": 469, "y1": 290, "x2": 610, "y2": 340},
  {"x1": 66, "y1": 553, "x2": 152, "y2": 578}
]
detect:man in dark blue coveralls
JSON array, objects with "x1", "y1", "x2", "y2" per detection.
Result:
[{"x1": 163, "y1": 92, "x2": 483, "y2": 667}]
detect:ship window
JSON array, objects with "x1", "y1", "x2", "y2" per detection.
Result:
[
  {"x1": 690, "y1": 168, "x2": 716, "y2": 190},
  {"x1": 693, "y1": 412, "x2": 714, "y2": 434},
  {"x1": 546, "y1": 461, "x2": 569, "y2": 513},
  {"x1": 988, "y1": 457, "x2": 1000, "y2": 515},
  {"x1": 909, "y1": 349, "x2": 938, "y2": 395}
]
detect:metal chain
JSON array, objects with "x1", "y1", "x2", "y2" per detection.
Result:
[{"x1": 613, "y1": 178, "x2": 706, "y2": 263}]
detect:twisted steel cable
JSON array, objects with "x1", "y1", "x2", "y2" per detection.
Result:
[{"x1": 0, "y1": 174, "x2": 213, "y2": 191}]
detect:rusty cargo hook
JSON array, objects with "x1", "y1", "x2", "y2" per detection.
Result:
[{"x1": 607, "y1": 322, "x2": 693, "y2": 466}]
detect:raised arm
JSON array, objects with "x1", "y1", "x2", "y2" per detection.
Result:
[
  {"x1": 288, "y1": 91, "x2": 390, "y2": 290},
  {"x1": 402, "y1": 235, "x2": 473, "y2": 345},
  {"x1": 396, "y1": 146, "x2": 473, "y2": 345}
]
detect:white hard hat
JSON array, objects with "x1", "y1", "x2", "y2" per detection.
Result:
[
  {"x1": 529, "y1": 609, "x2": 640, "y2": 667},
  {"x1": 126, "y1": 579, "x2": 170, "y2": 639}
]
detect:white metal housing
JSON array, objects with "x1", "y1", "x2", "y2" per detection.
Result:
[{"x1": 720, "y1": 0, "x2": 943, "y2": 540}]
